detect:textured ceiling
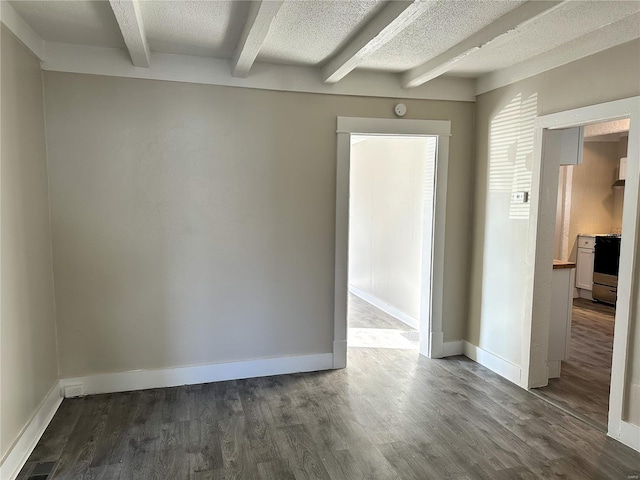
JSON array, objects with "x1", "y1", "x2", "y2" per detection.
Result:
[
  {"x1": 9, "y1": 0, "x2": 124, "y2": 48},
  {"x1": 358, "y1": 0, "x2": 526, "y2": 72},
  {"x1": 584, "y1": 119, "x2": 630, "y2": 138},
  {"x1": 257, "y1": 0, "x2": 383, "y2": 66},
  {"x1": 448, "y1": 0, "x2": 640, "y2": 77},
  {"x1": 6, "y1": 0, "x2": 640, "y2": 88},
  {"x1": 139, "y1": 0, "x2": 249, "y2": 58}
]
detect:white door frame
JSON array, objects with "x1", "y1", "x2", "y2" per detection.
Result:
[
  {"x1": 524, "y1": 96, "x2": 640, "y2": 450},
  {"x1": 333, "y1": 117, "x2": 451, "y2": 368}
]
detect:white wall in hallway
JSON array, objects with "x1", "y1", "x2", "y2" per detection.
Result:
[{"x1": 348, "y1": 136, "x2": 435, "y2": 324}]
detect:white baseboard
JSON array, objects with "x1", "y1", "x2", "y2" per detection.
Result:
[
  {"x1": 349, "y1": 286, "x2": 418, "y2": 329},
  {"x1": 578, "y1": 288, "x2": 593, "y2": 301},
  {"x1": 627, "y1": 384, "x2": 640, "y2": 427},
  {"x1": 616, "y1": 420, "x2": 640, "y2": 452},
  {"x1": 333, "y1": 341, "x2": 347, "y2": 369},
  {"x1": 547, "y1": 360, "x2": 562, "y2": 379},
  {"x1": 462, "y1": 341, "x2": 522, "y2": 385},
  {"x1": 443, "y1": 340, "x2": 464, "y2": 357},
  {"x1": 59, "y1": 353, "x2": 334, "y2": 396},
  {"x1": 0, "y1": 381, "x2": 62, "y2": 480}
]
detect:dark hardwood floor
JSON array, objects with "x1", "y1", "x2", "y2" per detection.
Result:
[
  {"x1": 536, "y1": 298, "x2": 616, "y2": 429},
  {"x1": 18, "y1": 297, "x2": 640, "y2": 479}
]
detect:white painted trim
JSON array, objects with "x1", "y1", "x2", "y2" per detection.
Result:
[
  {"x1": 323, "y1": 0, "x2": 432, "y2": 84},
  {"x1": 0, "y1": 1, "x2": 44, "y2": 60},
  {"x1": 463, "y1": 341, "x2": 522, "y2": 385},
  {"x1": 524, "y1": 96, "x2": 640, "y2": 451},
  {"x1": 616, "y1": 421, "x2": 640, "y2": 452},
  {"x1": 40, "y1": 42, "x2": 476, "y2": 102},
  {"x1": 443, "y1": 340, "x2": 464, "y2": 357},
  {"x1": 428, "y1": 134, "x2": 448, "y2": 359},
  {"x1": 560, "y1": 167, "x2": 573, "y2": 261},
  {"x1": 627, "y1": 383, "x2": 640, "y2": 427},
  {"x1": 476, "y1": 12, "x2": 640, "y2": 95},
  {"x1": 334, "y1": 132, "x2": 351, "y2": 369},
  {"x1": 403, "y1": 0, "x2": 565, "y2": 88},
  {"x1": 349, "y1": 285, "x2": 418, "y2": 329},
  {"x1": 59, "y1": 353, "x2": 333, "y2": 396},
  {"x1": 428, "y1": 332, "x2": 444, "y2": 359},
  {"x1": 535, "y1": 97, "x2": 640, "y2": 130},
  {"x1": 332, "y1": 341, "x2": 347, "y2": 369},
  {"x1": 577, "y1": 289, "x2": 593, "y2": 301},
  {"x1": 547, "y1": 360, "x2": 562, "y2": 379},
  {"x1": 334, "y1": 117, "x2": 451, "y2": 367},
  {"x1": 232, "y1": 0, "x2": 283, "y2": 78},
  {"x1": 108, "y1": 0, "x2": 150, "y2": 68},
  {"x1": 337, "y1": 117, "x2": 452, "y2": 136},
  {"x1": 0, "y1": 382, "x2": 62, "y2": 480}
]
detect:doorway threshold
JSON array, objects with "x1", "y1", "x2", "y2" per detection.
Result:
[{"x1": 528, "y1": 388, "x2": 607, "y2": 434}]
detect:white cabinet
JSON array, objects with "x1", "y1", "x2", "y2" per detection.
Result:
[
  {"x1": 576, "y1": 235, "x2": 595, "y2": 291},
  {"x1": 576, "y1": 248, "x2": 594, "y2": 290}
]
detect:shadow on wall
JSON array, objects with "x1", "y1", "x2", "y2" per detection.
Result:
[{"x1": 476, "y1": 92, "x2": 539, "y2": 363}]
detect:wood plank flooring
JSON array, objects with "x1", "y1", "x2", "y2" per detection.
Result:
[
  {"x1": 18, "y1": 297, "x2": 640, "y2": 479},
  {"x1": 347, "y1": 294, "x2": 419, "y2": 350},
  {"x1": 536, "y1": 298, "x2": 616, "y2": 429}
]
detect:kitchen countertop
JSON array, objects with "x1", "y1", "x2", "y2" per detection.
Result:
[
  {"x1": 578, "y1": 233, "x2": 621, "y2": 237},
  {"x1": 553, "y1": 260, "x2": 576, "y2": 269}
]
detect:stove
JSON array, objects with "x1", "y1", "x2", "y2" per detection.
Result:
[{"x1": 593, "y1": 235, "x2": 621, "y2": 305}]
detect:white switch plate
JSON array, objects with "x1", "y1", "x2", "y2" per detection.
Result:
[
  {"x1": 64, "y1": 384, "x2": 84, "y2": 398},
  {"x1": 512, "y1": 191, "x2": 529, "y2": 204}
]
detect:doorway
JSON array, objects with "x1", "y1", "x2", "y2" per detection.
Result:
[
  {"x1": 524, "y1": 96, "x2": 640, "y2": 450},
  {"x1": 347, "y1": 135, "x2": 436, "y2": 352},
  {"x1": 535, "y1": 120, "x2": 629, "y2": 431},
  {"x1": 332, "y1": 117, "x2": 451, "y2": 368}
]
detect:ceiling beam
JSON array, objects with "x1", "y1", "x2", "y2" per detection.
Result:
[
  {"x1": 402, "y1": 0, "x2": 566, "y2": 88},
  {"x1": 1, "y1": 1, "x2": 45, "y2": 60},
  {"x1": 109, "y1": 0, "x2": 150, "y2": 68},
  {"x1": 322, "y1": 0, "x2": 433, "y2": 84},
  {"x1": 232, "y1": 0, "x2": 284, "y2": 78}
]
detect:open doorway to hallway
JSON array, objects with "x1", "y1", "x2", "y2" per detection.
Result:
[
  {"x1": 346, "y1": 135, "x2": 436, "y2": 352},
  {"x1": 535, "y1": 119, "x2": 629, "y2": 431}
]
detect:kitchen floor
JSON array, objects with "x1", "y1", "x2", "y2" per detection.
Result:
[{"x1": 536, "y1": 298, "x2": 615, "y2": 429}]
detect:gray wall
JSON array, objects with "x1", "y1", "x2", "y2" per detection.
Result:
[
  {"x1": 43, "y1": 72, "x2": 475, "y2": 378},
  {"x1": 468, "y1": 39, "x2": 640, "y2": 423},
  {"x1": 1, "y1": 26, "x2": 58, "y2": 459}
]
